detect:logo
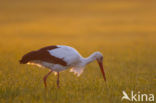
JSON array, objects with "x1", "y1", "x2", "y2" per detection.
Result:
[{"x1": 122, "y1": 90, "x2": 154, "y2": 102}]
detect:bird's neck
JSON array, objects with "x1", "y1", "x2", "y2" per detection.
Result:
[{"x1": 82, "y1": 52, "x2": 97, "y2": 65}]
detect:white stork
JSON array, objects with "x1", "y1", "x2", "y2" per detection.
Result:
[{"x1": 19, "y1": 45, "x2": 106, "y2": 88}]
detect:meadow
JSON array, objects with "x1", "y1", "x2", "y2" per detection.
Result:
[{"x1": 0, "y1": 0, "x2": 156, "y2": 103}]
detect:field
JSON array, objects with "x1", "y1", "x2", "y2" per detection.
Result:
[{"x1": 0, "y1": 0, "x2": 156, "y2": 103}]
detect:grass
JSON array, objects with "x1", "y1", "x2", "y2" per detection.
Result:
[{"x1": 0, "y1": 0, "x2": 156, "y2": 103}]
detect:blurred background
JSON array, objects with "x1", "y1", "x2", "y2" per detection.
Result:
[
  {"x1": 0, "y1": 0, "x2": 155, "y2": 103},
  {"x1": 0, "y1": 0, "x2": 155, "y2": 49}
]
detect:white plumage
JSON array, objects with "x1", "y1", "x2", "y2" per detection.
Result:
[
  {"x1": 48, "y1": 45, "x2": 82, "y2": 66},
  {"x1": 28, "y1": 45, "x2": 85, "y2": 75}
]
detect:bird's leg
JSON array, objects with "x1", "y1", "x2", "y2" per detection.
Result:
[
  {"x1": 43, "y1": 70, "x2": 52, "y2": 88},
  {"x1": 57, "y1": 72, "x2": 60, "y2": 88}
]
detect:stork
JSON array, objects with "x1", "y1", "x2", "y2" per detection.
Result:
[{"x1": 19, "y1": 45, "x2": 106, "y2": 88}]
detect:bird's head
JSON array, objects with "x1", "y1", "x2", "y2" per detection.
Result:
[
  {"x1": 19, "y1": 51, "x2": 36, "y2": 64},
  {"x1": 95, "y1": 52, "x2": 106, "y2": 82}
]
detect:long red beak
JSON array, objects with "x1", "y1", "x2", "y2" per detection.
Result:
[{"x1": 97, "y1": 60, "x2": 106, "y2": 81}]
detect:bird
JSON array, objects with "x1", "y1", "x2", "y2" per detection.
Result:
[{"x1": 19, "y1": 45, "x2": 106, "y2": 88}]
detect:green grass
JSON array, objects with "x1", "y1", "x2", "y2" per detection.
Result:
[{"x1": 0, "y1": 0, "x2": 156, "y2": 103}]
